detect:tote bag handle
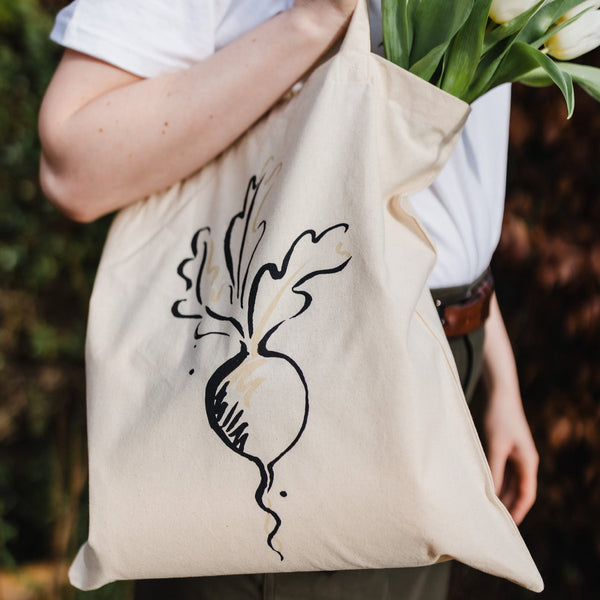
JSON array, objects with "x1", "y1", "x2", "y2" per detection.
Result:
[{"x1": 340, "y1": 0, "x2": 372, "y2": 55}]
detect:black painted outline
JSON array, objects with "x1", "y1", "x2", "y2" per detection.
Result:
[{"x1": 171, "y1": 174, "x2": 351, "y2": 560}]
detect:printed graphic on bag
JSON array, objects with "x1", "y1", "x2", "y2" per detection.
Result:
[{"x1": 171, "y1": 167, "x2": 351, "y2": 558}]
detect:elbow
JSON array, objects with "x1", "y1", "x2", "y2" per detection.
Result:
[
  {"x1": 39, "y1": 156, "x2": 99, "y2": 223},
  {"x1": 38, "y1": 104, "x2": 103, "y2": 223},
  {"x1": 39, "y1": 152, "x2": 105, "y2": 223}
]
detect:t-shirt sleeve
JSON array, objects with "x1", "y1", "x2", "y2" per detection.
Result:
[{"x1": 50, "y1": 0, "x2": 215, "y2": 78}]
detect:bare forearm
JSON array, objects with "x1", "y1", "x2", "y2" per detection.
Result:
[
  {"x1": 483, "y1": 293, "x2": 521, "y2": 403},
  {"x1": 482, "y1": 291, "x2": 538, "y2": 524},
  {"x1": 39, "y1": 5, "x2": 352, "y2": 221}
]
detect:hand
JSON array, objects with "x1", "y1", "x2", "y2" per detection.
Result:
[
  {"x1": 483, "y1": 390, "x2": 539, "y2": 525},
  {"x1": 291, "y1": 0, "x2": 359, "y2": 32},
  {"x1": 294, "y1": 0, "x2": 359, "y2": 18}
]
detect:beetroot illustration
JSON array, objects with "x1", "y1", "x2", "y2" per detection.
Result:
[{"x1": 172, "y1": 172, "x2": 351, "y2": 558}]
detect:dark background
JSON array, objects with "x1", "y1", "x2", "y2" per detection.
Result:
[{"x1": 1, "y1": 1, "x2": 598, "y2": 598}]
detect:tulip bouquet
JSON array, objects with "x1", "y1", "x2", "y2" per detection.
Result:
[{"x1": 382, "y1": 0, "x2": 600, "y2": 116}]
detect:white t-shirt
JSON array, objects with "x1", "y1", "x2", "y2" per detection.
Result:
[{"x1": 51, "y1": 0, "x2": 510, "y2": 288}]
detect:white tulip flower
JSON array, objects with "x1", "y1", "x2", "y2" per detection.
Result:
[
  {"x1": 559, "y1": 0, "x2": 600, "y2": 22},
  {"x1": 489, "y1": 0, "x2": 539, "y2": 24},
  {"x1": 546, "y1": 8, "x2": 600, "y2": 59}
]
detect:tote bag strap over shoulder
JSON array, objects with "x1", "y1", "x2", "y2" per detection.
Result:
[{"x1": 340, "y1": 0, "x2": 371, "y2": 54}]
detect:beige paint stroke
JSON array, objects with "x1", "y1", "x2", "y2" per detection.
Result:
[
  {"x1": 227, "y1": 357, "x2": 267, "y2": 408},
  {"x1": 335, "y1": 242, "x2": 350, "y2": 258},
  {"x1": 206, "y1": 239, "x2": 227, "y2": 302},
  {"x1": 250, "y1": 263, "x2": 308, "y2": 356}
]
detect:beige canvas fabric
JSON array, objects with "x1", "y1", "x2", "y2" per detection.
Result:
[{"x1": 71, "y1": 1, "x2": 543, "y2": 593}]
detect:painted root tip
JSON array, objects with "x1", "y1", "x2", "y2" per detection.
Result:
[{"x1": 255, "y1": 462, "x2": 284, "y2": 561}]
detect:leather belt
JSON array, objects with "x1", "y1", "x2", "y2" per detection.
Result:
[{"x1": 433, "y1": 271, "x2": 495, "y2": 338}]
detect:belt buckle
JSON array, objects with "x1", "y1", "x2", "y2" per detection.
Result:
[{"x1": 435, "y1": 298, "x2": 446, "y2": 325}]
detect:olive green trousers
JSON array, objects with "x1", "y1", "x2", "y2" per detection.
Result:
[{"x1": 134, "y1": 281, "x2": 486, "y2": 600}]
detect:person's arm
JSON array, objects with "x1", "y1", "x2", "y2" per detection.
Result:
[
  {"x1": 482, "y1": 292, "x2": 539, "y2": 525},
  {"x1": 38, "y1": 1, "x2": 357, "y2": 222}
]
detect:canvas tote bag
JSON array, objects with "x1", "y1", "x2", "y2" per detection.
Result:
[{"x1": 71, "y1": 1, "x2": 543, "y2": 592}]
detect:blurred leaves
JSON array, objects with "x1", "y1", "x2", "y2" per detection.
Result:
[
  {"x1": 0, "y1": 1, "x2": 110, "y2": 597},
  {"x1": 494, "y1": 64, "x2": 600, "y2": 599},
  {"x1": 450, "y1": 48, "x2": 600, "y2": 600}
]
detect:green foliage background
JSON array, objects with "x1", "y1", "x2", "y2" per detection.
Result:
[
  {"x1": 0, "y1": 1, "x2": 598, "y2": 599},
  {"x1": 0, "y1": 0, "x2": 122, "y2": 597}
]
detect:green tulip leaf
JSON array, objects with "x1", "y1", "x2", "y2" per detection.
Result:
[
  {"x1": 382, "y1": 0, "x2": 410, "y2": 69},
  {"x1": 534, "y1": 14, "x2": 579, "y2": 48},
  {"x1": 564, "y1": 63, "x2": 600, "y2": 103},
  {"x1": 382, "y1": 0, "x2": 598, "y2": 114},
  {"x1": 409, "y1": 42, "x2": 448, "y2": 82},
  {"x1": 515, "y1": 0, "x2": 586, "y2": 46},
  {"x1": 494, "y1": 42, "x2": 575, "y2": 117},
  {"x1": 521, "y1": 62, "x2": 600, "y2": 103},
  {"x1": 466, "y1": 0, "x2": 581, "y2": 103},
  {"x1": 442, "y1": 0, "x2": 494, "y2": 99},
  {"x1": 532, "y1": 4, "x2": 598, "y2": 48},
  {"x1": 467, "y1": 1, "x2": 547, "y2": 102},
  {"x1": 464, "y1": 41, "x2": 509, "y2": 102},
  {"x1": 410, "y1": 0, "x2": 474, "y2": 66},
  {"x1": 407, "y1": 0, "x2": 420, "y2": 51},
  {"x1": 517, "y1": 68, "x2": 554, "y2": 87},
  {"x1": 408, "y1": 0, "x2": 419, "y2": 20}
]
